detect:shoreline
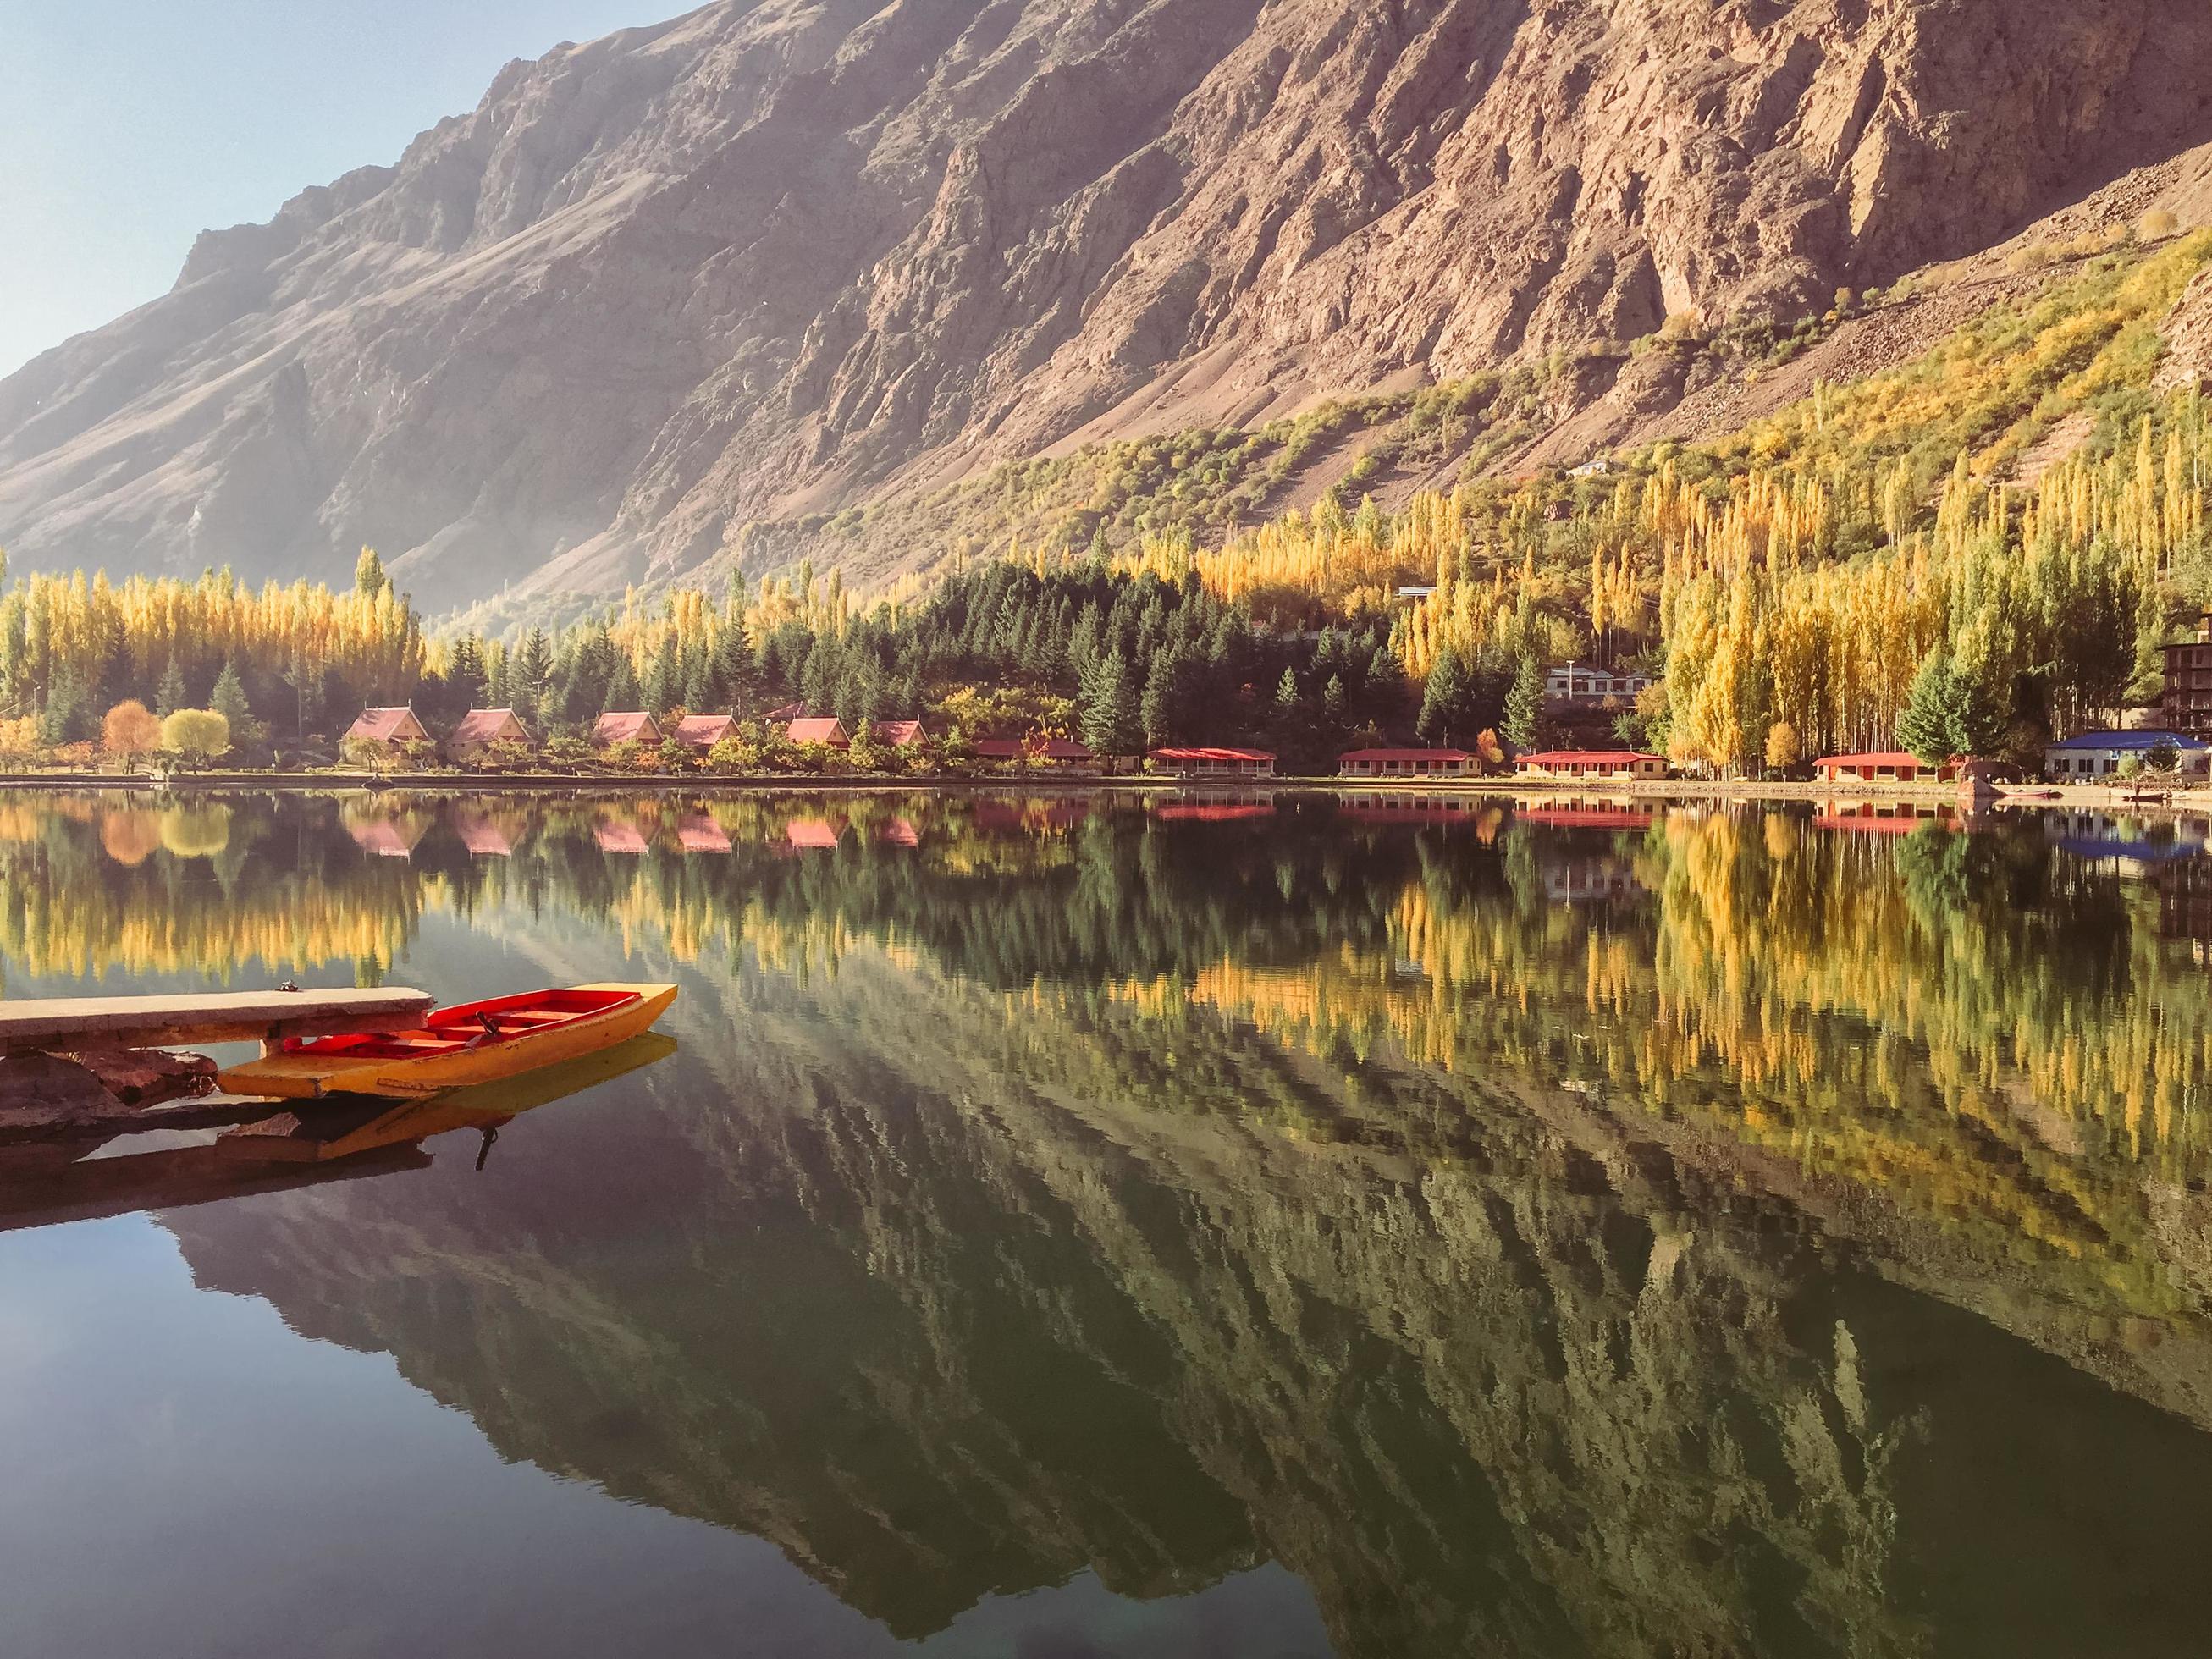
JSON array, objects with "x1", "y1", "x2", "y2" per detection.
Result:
[{"x1": 0, "y1": 769, "x2": 2204, "y2": 813}]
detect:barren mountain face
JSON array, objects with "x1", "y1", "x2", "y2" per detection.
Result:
[{"x1": 4, "y1": 0, "x2": 2210, "y2": 610}]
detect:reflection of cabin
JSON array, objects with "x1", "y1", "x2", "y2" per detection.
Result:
[
  {"x1": 452, "y1": 810, "x2": 516, "y2": 857},
  {"x1": 1339, "y1": 793, "x2": 1487, "y2": 826},
  {"x1": 1150, "y1": 747, "x2": 1277, "y2": 779},
  {"x1": 1815, "y1": 802, "x2": 1957, "y2": 835},
  {"x1": 676, "y1": 814, "x2": 731, "y2": 853},
  {"x1": 1339, "y1": 747, "x2": 1477, "y2": 779},
  {"x1": 672, "y1": 714, "x2": 734, "y2": 752},
  {"x1": 594, "y1": 820, "x2": 652, "y2": 855},
  {"x1": 1540, "y1": 858, "x2": 1640, "y2": 905},
  {"x1": 345, "y1": 707, "x2": 429, "y2": 747},
  {"x1": 593, "y1": 711, "x2": 662, "y2": 747},
  {"x1": 1543, "y1": 664, "x2": 1651, "y2": 703},
  {"x1": 1150, "y1": 801, "x2": 1278, "y2": 821},
  {"x1": 786, "y1": 818, "x2": 843, "y2": 850},
  {"x1": 347, "y1": 816, "x2": 425, "y2": 858},
  {"x1": 2043, "y1": 730, "x2": 2211, "y2": 780},
  {"x1": 447, "y1": 707, "x2": 528, "y2": 760},
  {"x1": 786, "y1": 717, "x2": 849, "y2": 748},
  {"x1": 1812, "y1": 752, "x2": 1951, "y2": 785},
  {"x1": 1514, "y1": 804, "x2": 1657, "y2": 830},
  {"x1": 1516, "y1": 750, "x2": 1668, "y2": 781},
  {"x1": 2156, "y1": 856, "x2": 2212, "y2": 951},
  {"x1": 878, "y1": 818, "x2": 921, "y2": 847}
]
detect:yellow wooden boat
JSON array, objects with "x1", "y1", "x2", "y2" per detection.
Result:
[{"x1": 216, "y1": 983, "x2": 677, "y2": 1100}]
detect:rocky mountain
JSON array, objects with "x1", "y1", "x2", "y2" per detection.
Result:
[{"x1": 5, "y1": 0, "x2": 2212, "y2": 612}]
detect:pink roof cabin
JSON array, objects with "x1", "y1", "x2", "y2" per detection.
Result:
[
  {"x1": 972, "y1": 737, "x2": 1029, "y2": 761},
  {"x1": 1030, "y1": 737, "x2": 1098, "y2": 767},
  {"x1": 1339, "y1": 747, "x2": 1477, "y2": 778},
  {"x1": 672, "y1": 713, "x2": 735, "y2": 752},
  {"x1": 875, "y1": 720, "x2": 928, "y2": 747},
  {"x1": 786, "y1": 717, "x2": 850, "y2": 747},
  {"x1": 1151, "y1": 747, "x2": 1277, "y2": 777},
  {"x1": 1515, "y1": 750, "x2": 1669, "y2": 780},
  {"x1": 345, "y1": 707, "x2": 429, "y2": 745},
  {"x1": 593, "y1": 711, "x2": 663, "y2": 747},
  {"x1": 449, "y1": 707, "x2": 529, "y2": 756}
]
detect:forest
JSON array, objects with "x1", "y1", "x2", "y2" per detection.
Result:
[{"x1": 3, "y1": 230, "x2": 2211, "y2": 774}]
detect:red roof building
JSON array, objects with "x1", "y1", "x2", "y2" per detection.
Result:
[
  {"x1": 875, "y1": 720, "x2": 928, "y2": 747},
  {"x1": 1030, "y1": 737, "x2": 1099, "y2": 769},
  {"x1": 1150, "y1": 747, "x2": 1277, "y2": 778},
  {"x1": 672, "y1": 713, "x2": 734, "y2": 752},
  {"x1": 448, "y1": 707, "x2": 528, "y2": 758},
  {"x1": 345, "y1": 707, "x2": 429, "y2": 746},
  {"x1": 1812, "y1": 752, "x2": 1955, "y2": 785},
  {"x1": 786, "y1": 717, "x2": 850, "y2": 747},
  {"x1": 971, "y1": 737, "x2": 1029, "y2": 761},
  {"x1": 1515, "y1": 750, "x2": 1669, "y2": 781},
  {"x1": 593, "y1": 711, "x2": 662, "y2": 747},
  {"x1": 1339, "y1": 747, "x2": 1477, "y2": 778}
]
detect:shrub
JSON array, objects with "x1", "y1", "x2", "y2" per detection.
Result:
[
  {"x1": 160, "y1": 708, "x2": 231, "y2": 767},
  {"x1": 2141, "y1": 208, "x2": 2182, "y2": 242}
]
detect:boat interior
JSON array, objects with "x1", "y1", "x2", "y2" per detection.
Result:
[{"x1": 279, "y1": 989, "x2": 639, "y2": 1059}]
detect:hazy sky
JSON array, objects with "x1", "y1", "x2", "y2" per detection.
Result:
[{"x1": 0, "y1": 0, "x2": 663, "y2": 378}]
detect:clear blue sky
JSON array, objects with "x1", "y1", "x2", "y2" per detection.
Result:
[{"x1": 0, "y1": 1, "x2": 667, "y2": 378}]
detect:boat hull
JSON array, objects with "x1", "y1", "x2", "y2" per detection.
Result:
[{"x1": 217, "y1": 984, "x2": 677, "y2": 1100}]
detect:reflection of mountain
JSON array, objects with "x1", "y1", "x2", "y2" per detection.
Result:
[
  {"x1": 8, "y1": 787, "x2": 2211, "y2": 1651},
  {"x1": 165, "y1": 945, "x2": 2212, "y2": 1657}
]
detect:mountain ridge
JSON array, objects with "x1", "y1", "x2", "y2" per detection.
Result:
[{"x1": 5, "y1": 0, "x2": 2212, "y2": 614}]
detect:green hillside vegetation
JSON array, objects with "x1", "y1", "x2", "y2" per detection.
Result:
[{"x1": 5, "y1": 231, "x2": 2211, "y2": 776}]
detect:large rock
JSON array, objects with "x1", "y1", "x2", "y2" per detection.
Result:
[{"x1": 3, "y1": 0, "x2": 2210, "y2": 610}]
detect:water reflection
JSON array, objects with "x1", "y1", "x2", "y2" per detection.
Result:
[{"x1": 4, "y1": 790, "x2": 2212, "y2": 1655}]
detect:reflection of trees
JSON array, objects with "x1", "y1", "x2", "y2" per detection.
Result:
[
  {"x1": 74, "y1": 790, "x2": 2211, "y2": 1655},
  {"x1": 1125, "y1": 813, "x2": 2212, "y2": 1417},
  {"x1": 169, "y1": 953, "x2": 1941, "y2": 1658},
  {"x1": 0, "y1": 794, "x2": 431, "y2": 984}
]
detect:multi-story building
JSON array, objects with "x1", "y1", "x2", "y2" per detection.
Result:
[
  {"x1": 2161, "y1": 615, "x2": 2212, "y2": 736},
  {"x1": 1543, "y1": 663, "x2": 1652, "y2": 703}
]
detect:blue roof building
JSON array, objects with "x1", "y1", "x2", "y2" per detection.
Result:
[{"x1": 2044, "y1": 730, "x2": 2210, "y2": 780}]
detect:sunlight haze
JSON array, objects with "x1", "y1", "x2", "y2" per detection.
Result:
[{"x1": 0, "y1": 0, "x2": 655, "y2": 377}]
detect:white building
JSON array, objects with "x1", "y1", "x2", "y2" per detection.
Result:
[
  {"x1": 2043, "y1": 730, "x2": 2212, "y2": 780},
  {"x1": 1544, "y1": 663, "x2": 1652, "y2": 703}
]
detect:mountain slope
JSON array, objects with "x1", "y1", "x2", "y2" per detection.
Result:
[{"x1": 4, "y1": 0, "x2": 2212, "y2": 612}]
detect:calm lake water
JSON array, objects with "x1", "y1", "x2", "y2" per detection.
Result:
[{"x1": 3, "y1": 788, "x2": 2212, "y2": 1658}]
